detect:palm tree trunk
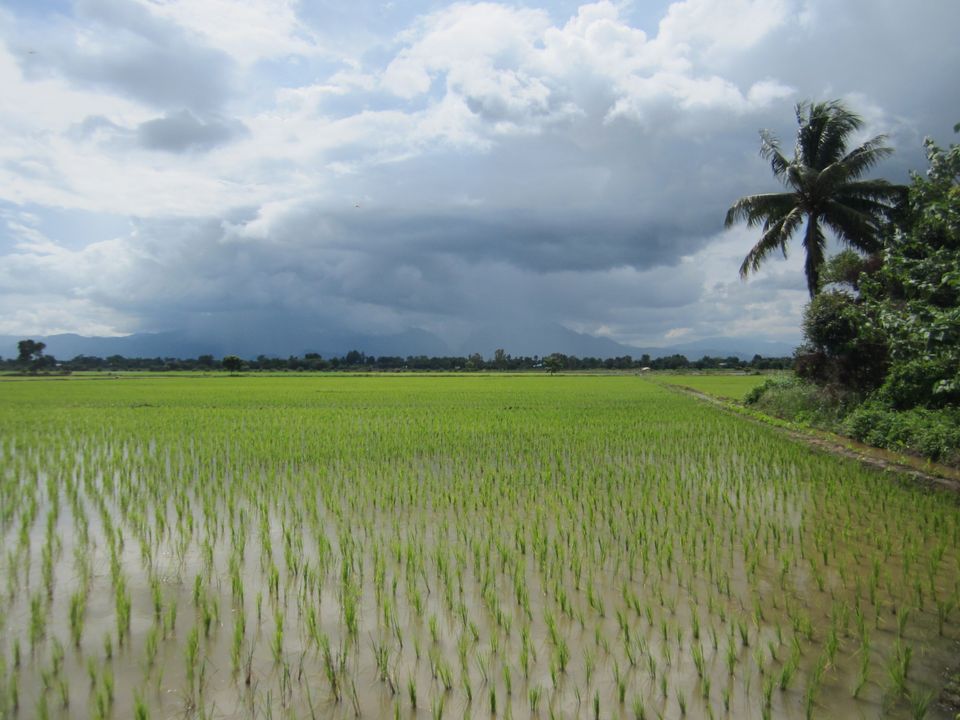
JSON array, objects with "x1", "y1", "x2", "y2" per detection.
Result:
[{"x1": 803, "y1": 216, "x2": 826, "y2": 297}]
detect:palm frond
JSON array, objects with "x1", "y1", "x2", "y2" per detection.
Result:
[
  {"x1": 801, "y1": 101, "x2": 862, "y2": 169},
  {"x1": 837, "y1": 135, "x2": 893, "y2": 178},
  {"x1": 759, "y1": 129, "x2": 790, "y2": 180},
  {"x1": 786, "y1": 163, "x2": 816, "y2": 194},
  {"x1": 835, "y1": 179, "x2": 905, "y2": 204},
  {"x1": 724, "y1": 192, "x2": 795, "y2": 229},
  {"x1": 822, "y1": 200, "x2": 884, "y2": 253},
  {"x1": 739, "y1": 207, "x2": 804, "y2": 278},
  {"x1": 816, "y1": 138, "x2": 894, "y2": 191}
]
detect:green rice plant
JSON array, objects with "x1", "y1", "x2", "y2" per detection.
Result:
[
  {"x1": 185, "y1": 626, "x2": 200, "y2": 696},
  {"x1": 852, "y1": 640, "x2": 870, "y2": 698},
  {"x1": 86, "y1": 656, "x2": 97, "y2": 688},
  {"x1": 725, "y1": 637, "x2": 738, "y2": 675},
  {"x1": 101, "y1": 665, "x2": 114, "y2": 706},
  {"x1": 825, "y1": 625, "x2": 839, "y2": 665},
  {"x1": 476, "y1": 650, "x2": 490, "y2": 684},
  {"x1": 51, "y1": 675, "x2": 66, "y2": 710},
  {"x1": 529, "y1": 685, "x2": 542, "y2": 713},
  {"x1": 7, "y1": 673, "x2": 17, "y2": 715},
  {"x1": 692, "y1": 643, "x2": 705, "y2": 677},
  {"x1": 936, "y1": 596, "x2": 955, "y2": 636},
  {"x1": 778, "y1": 645, "x2": 800, "y2": 691},
  {"x1": 133, "y1": 689, "x2": 149, "y2": 720},
  {"x1": 164, "y1": 602, "x2": 177, "y2": 638},
  {"x1": 321, "y1": 635, "x2": 341, "y2": 702},
  {"x1": 896, "y1": 606, "x2": 911, "y2": 639},
  {"x1": 202, "y1": 598, "x2": 215, "y2": 638},
  {"x1": 36, "y1": 690, "x2": 49, "y2": 720},
  {"x1": 462, "y1": 670, "x2": 472, "y2": 704},
  {"x1": 754, "y1": 648, "x2": 765, "y2": 675},
  {"x1": 909, "y1": 687, "x2": 933, "y2": 719},
  {"x1": 614, "y1": 661, "x2": 626, "y2": 704},
  {"x1": 803, "y1": 680, "x2": 818, "y2": 720},
  {"x1": 761, "y1": 675, "x2": 774, "y2": 719},
  {"x1": 886, "y1": 640, "x2": 911, "y2": 699},
  {"x1": 231, "y1": 613, "x2": 245, "y2": 675},
  {"x1": 144, "y1": 625, "x2": 159, "y2": 669},
  {"x1": 737, "y1": 620, "x2": 749, "y2": 647},
  {"x1": 151, "y1": 578, "x2": 163, "y2": 620},
  {"x1": 431, "y1": 693, "x2": 445, "y2": 720},
  {"x1": 29, "y1": 594, "x2": 46, "y2": 651},
  {"x1": 555, "y1": 638, "x2": 570, "y2": 674},
  {"x1": 854, "y1": 603, "x2": 866, "y2": 642},
  {"x1": 437, "y1": 657, "x2": 454, "y2": 692},
  {"x1": 68, "y1": 590, "x2": 86, "y2": 648},
  {"x1": 272, "y1": 610, "x2": 284, "y2": 664}
]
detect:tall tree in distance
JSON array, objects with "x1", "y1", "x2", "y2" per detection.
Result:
[
  {"x1": 17, "y1": 339, "x2": 46, "y2": 369},
  {"x1": 726, "y1": 100, "x2": 904, "y2": 296}
]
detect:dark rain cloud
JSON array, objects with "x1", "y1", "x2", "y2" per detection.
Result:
[
  {"x1": 2, "y1": 0, "x2": 960, "y2": 347},
  {"x1": 136, "y1": 111, "x2": 248, "y2": 153},
  {"x1": 11, "y1": 0, "x2": 235, "y2": 113}
]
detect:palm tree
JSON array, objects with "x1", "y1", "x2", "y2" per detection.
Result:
[{"x1": 725, "y1": 100, "x2": 903, "y2": 297}]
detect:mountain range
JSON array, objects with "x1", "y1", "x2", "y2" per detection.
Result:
[{"x1": 1, "y1": 323, "x2": 796, "y2": 362}]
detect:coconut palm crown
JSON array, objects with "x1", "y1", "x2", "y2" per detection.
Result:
[{"x1": 725, "y1": 100, "x2": 904, "y2": 297}]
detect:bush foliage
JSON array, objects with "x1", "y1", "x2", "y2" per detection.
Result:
[{"x1": 751, "y1": 126, "x2": 960, "y2": 463}]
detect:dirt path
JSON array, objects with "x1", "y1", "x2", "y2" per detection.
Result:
[{"x1": 659, "y1": 381, "x2": 960, "y2": 494}]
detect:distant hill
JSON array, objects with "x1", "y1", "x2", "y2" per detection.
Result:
[
  {"x1": 646, "y1": 337, "x2": 797, "y2": 360},
  {"x1": 460, "y1": 322, "x2": 638, "y2": 359},
  {"x1": 0, "y1": 326, "x2": 796, "y2": 363},
  {"x1": 0, "y1": 327, "x2": 450, "y2": 362},
  {"x1": 460, "y1": 323, "x2": 796, "y2": 360}
]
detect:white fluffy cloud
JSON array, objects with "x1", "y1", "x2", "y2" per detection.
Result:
[
  {"x1": 0, "y1": 0, "x2": 958, "y2": 350},
  {"x1": 139, "y1": 0, "x2": 321, "y2": 66}
]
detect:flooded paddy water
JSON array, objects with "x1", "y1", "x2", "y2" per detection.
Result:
[{"x1": 0, "y1": 374, "x2": 957, "y2": 719}]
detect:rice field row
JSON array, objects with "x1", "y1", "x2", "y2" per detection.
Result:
[{"x1": 0, "y1": 374, "x2": 957, "y2": 718}]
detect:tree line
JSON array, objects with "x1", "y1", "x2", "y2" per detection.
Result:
[{"x1": 2, "y1": 345, "x2": 792, "y2": 374}]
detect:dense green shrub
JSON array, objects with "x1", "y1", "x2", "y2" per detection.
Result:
[
  {"x1": 771, "y1": 126, "x2": 960, "y2": 464},
  {"x1": 861, "y1": 130, "x2": 960, "y2": 410},
  {"x1": 745, "y1": 374, "x2": 858, "y2": 429},
  {"x1": 797, "y1": 291, "x2": 889, "y2": 391},
  {"x1": 844, "y1": 402, "x2": 960, "y2": 463}
]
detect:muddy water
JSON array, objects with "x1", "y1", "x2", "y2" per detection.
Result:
[{"x1": 2, "y1": 419, "x2": 959, "y2": 719}]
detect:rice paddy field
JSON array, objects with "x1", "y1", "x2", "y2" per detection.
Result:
[{"x1": 1, "y1": 373, "x2": 958, "y2": 719}]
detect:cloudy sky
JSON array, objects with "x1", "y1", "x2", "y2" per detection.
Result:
[{"x1": 1, "y1": 0, "x2": 958, "y2": 351}]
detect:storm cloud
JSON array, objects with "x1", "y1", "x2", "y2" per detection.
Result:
[
  {"x1": 0, "y1": 0, "x2": 957, "y2": 350},
  {"x1": 136, "y1": 111, "x2": 248, "y2": 153}
]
